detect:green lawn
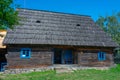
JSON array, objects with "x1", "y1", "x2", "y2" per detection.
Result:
[{"x1": 0, "y1": 65, "x2": 120, "y2": 80}]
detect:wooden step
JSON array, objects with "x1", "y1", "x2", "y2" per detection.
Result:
[{"x1": 55, "y1": 67, "x2": 73, "y2": 73}]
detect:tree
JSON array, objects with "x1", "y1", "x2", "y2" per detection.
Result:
[
  {"x1": 96, "y1": 12, "x2": 120, "y2": 45},
  {"x1": 96, "y1": 12, "x2": 120, "y2": 63},
  {"x1": 0, "y1": 0, "x2": 19, "y2": 30}
]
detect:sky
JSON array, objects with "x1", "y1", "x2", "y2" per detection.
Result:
[{"x1": 15, "y1": 0, "x2": 120, "y2": 21}]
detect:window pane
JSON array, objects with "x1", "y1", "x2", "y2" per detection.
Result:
[
  {"x1": 20, "y1": 48, "x2": 31, "y2": 58},
  {"x1": 23, "y1": 50, "x2": 26, "y2": 55},
  {"x1": 98, "y1": 52, "x2": 106, "y2": 61},
  {"x1": 26, "y1": 50, "x2": 30, "y2": 57},
  {"x1": 101, "y1": 52, "x2": 104, "y2": 59}
]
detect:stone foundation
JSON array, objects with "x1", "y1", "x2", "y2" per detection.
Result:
[
  {"x1": 3, "y1": 66, "x2": 54, "y2": 74},
  {"x1": 1, "y1": 65, "x2": 115, "y2": 74}
]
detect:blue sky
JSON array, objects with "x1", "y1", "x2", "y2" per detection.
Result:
[{"x1": 15, "y1": 0, "x2": 120, "y2": 21}]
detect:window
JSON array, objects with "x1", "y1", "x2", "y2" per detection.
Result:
[
  {"x1": 76, "y1": 24, "x2": 80, "y2": 26},
  {"x1": 36, "y1": 20, "x2": 41, "y2": 23},
  {"x1": 20, "y1": 48, "x2": 31, "y2": 59},
  {"x1": 98, "y1": 52, "x2": 106, "y2": 61}
]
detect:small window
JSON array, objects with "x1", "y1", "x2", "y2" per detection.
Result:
[
  {"x1": 98, "y1": 52, "x2": 106, "y2": 61},
  {"x1": 76, "y1": 24, "x2": 80, "y2": 26},
  {"x1": 20, "y1": 48, "x2": 31, "y2": 59},
  {"x1": 36, "y1": 20, "x2": 41, "y2": 23}
]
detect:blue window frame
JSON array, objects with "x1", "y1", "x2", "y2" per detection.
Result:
[
  {"x1": 20, "y1": 48, "x2": 31, "y2": 59},
  {"x1": 98, "y1": 52, "x2": 106, "y2": 61}
]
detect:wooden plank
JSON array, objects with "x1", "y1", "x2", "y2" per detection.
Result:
[{"x1": 6, "y1": 45, "x2": 53, "y2": 68}]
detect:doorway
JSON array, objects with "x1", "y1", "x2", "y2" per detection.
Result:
[
  {"x1": 0, "y1": 49, "x2": 7, "y2": 72},
  {"x1": 53, "y1": 49, "x2": 73, "y2": 64},
  {"x1": 63, "y1": 50, "x2": 73, "y2": 64},
  {"x1": 54, "y1": 49, "x2": 62, "y2": 64}
]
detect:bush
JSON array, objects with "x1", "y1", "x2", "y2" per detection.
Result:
[{"x1": 110, "y1": 64, "x2": 120, "y2": 72}]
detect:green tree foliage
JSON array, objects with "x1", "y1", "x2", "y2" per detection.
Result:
[
  {"x1": 96, "y1": 12, "x2": 120, "y2": 45},
  {"x1": 0, "y1": 0, "x2": 19, "y2": 30},
  {"x1": 96, "y1": 12, "x2": 120, "y2": 63}
]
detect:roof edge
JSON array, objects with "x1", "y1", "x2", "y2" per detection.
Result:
[
  {"x1": 3, "y1": 43, "x2": 118, "y2": 48},
  {"x1": 17, "y1": 8, "x2": 91, "y2": 18}
]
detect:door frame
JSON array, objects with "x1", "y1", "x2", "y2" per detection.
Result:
[{"x1": 53, "y1": 49, "x2": 73, "y2": 64}]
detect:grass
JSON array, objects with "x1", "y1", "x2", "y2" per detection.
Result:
[{"x1": 0, "y1": 65, "x2": 120, "y2": 80}]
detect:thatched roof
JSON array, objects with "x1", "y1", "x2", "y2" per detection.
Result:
[{"x1": 3, "y1": 8, "x2": 118, "y2": 47}]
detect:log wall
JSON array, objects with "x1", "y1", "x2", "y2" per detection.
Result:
[
  {"x1": 6, "y1": 45, "x2": 114, "y2": 68},
  {"x1": 77, "y1": 50, "x2": 114, "y2": 67},
  {"x1": 6, "y1": 45, "x2": 53, "y2": 69}
]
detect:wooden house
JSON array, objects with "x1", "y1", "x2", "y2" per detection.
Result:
[
  {"x1": 0, "y1": 30, "x2": 7, "y2": 71},
  {"x1": 3, "y1": 8, "x2": 118, "y2": 69}
]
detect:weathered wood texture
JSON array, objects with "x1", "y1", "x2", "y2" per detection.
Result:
[
  {"x1": 6, "y1": 45, "x2": 114, "y2": 68},
  {"x1": 77, "y1": 50, "x2": 114, "y2": 67},
  {"x1": 6, "y1": 45, "x2": 53, "y2": 69}
]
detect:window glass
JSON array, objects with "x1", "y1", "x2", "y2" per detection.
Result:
[
  {"x1": 98, "y1": 52, "x2": 106, "y2": 61},
  {"x1": 20, "y1": 48, "x2": 31, "y2": 59}
]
